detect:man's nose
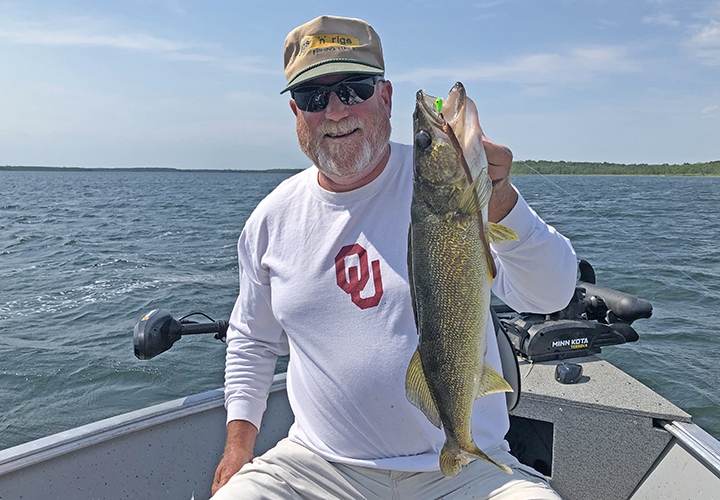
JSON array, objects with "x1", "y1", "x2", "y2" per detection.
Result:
[{"x1": 324, "y1": 91, "x2": 349, "y2": 121}]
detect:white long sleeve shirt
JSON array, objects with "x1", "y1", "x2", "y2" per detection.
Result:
[{"x1": 224, "y1": 142, "x2": 576, "y2": 472}]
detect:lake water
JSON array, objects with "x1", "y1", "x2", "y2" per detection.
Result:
[{"x1": 1, "y1": 170, "x2": 719, "y2": 452}]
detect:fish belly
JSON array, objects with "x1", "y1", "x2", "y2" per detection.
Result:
[
  {"x1": 413, "y1": 215, "x2": 487, "y2": 419},
  {"x1": 409, "y1": 210, "x2": 512, "y2": 477}
]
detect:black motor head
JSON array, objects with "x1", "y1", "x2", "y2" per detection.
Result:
[{"x1": 133, "y1": 309, "x2": 182, "y2": 360}]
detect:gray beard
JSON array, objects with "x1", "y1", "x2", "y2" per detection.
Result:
[
  {"x1": 316, "y1": 133, "x2": 375, "y2": 179},
  {"x1": 298, "y1": 114, "x2": 391, "y2": 180}
]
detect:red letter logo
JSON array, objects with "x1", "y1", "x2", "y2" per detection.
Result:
[{"x1": 335, "y1": 244, "x2": 384, "y2": 310}]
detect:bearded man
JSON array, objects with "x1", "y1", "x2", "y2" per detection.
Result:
[{"x1": 211, "y1": 15, "x2": 576, "y2": 500}]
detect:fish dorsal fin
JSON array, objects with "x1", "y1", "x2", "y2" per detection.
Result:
[
  {"x1": 406, "y1": 349, "x2": 442, "y2": 429},
  {"x1": 476, "y1": 363, "x2": 513, "y2": 399},
  {"x1": 488, "y1": 222, "x2": 518, "y2": 244}
]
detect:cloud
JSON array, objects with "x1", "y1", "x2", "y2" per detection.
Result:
[
  {"x1": 391, "y1": 45, "x2": 639, "y2": 86},
  {"x1": 0, "y1": 28, "x2": 203, "y2": 52},
  {"x1": 690, "y1": 19, "x2": 720, "y2": 45},
  {"x1": 163, "y1": 52, "x2": 219, "y2": 62},
  {"x1": 473, "y1": 0, "x2": 506, "y2": 8},
  {"x1": 219, "y1": 57, "x2": 277, "y2": 75},
  {"x1": 642, "y1": 14, "x2": 680, "y2": 26},
  {"x1": 163, "y1": 0, "x2": 187, "y2": 16},
  {"x1": 686, "y1": 19, "x2": 720, "y2": 65},
  {"x1": 693, "y1": 1, "x2": 720, "y2": 19},
  {"x1": 0, "y1": 16, "x2": 270, "y2": 74},
  {"x1": 702, "y1": 104, "x2": 719, "y2": 113}
]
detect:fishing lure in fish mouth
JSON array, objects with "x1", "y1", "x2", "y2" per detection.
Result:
[{"x1": 435, "y1": 98, "x2": 443, "y2": 115}]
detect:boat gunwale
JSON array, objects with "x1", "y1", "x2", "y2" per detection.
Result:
[
  {"x1": 662, "y1": 420, "x2": 720, "y2": 476},
  {"x1": 0, "y1": 373, "x2": 287, "y2": 475}
]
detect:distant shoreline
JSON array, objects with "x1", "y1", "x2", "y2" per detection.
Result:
[
  {"x1": 0, "y1": 166, "x2": 303, "y2": 174},
  {"x1": 510, "y1": 159, "x2": 720, "y2": 176},
  {"x1": 2, "y1": 159, "x2": 720, "y2": 176}
]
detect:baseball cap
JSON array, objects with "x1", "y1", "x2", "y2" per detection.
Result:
[{"x1": 281, "y1": 16, "x2": 384, "y2": 94}]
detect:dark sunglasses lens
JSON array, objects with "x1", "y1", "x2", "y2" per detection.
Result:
[
  {"x1": 293, "y1": 88, "x2": 327, "y2": 112},
  {"x1": 337, "y1": 82, "x2": 375, "y2": 105},
  {"x1": 307, "y1": 91, "x2": 330, "y2": 112},
  {"x1": 292, "y1": 77, "x2": 379, "y2": 112}
]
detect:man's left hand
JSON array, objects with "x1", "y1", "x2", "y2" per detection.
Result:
[{"x1": 483, "y1": 137, "x2": 518, "y2": 223}]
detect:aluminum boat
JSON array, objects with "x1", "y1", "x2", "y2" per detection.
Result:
[{"x1": 2, "y1": 265, "x2": 718, "y2": 500}]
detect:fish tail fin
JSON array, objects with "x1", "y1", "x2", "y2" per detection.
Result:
[
  {"x1": 406, "y1": 349, "x2": 443, "y2": 428},
  {"x1": 476, "y1": 363, "x2": 513, "y2": 399},
  {"x1": 488, "y1": 222, "x2": 518, "y2": 244},
  {"x1": 465, "y1": 444, "x2": 514, "y2": 475}
]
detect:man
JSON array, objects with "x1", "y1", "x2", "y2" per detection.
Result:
[{"x1": 212, "y1": 15, "x2": 576, "y2": 500}]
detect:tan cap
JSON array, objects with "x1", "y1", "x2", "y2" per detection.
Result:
[{"x1": 281, "y1": 15, "x2": 384, "y2": 94}]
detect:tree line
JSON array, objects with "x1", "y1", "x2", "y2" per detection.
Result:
[
  {"x1": 3, "y1": 161, "x2": 720, "y2": 176},
  {"x1": 510, "y1": 160, "x2": 720, "y2": 176}
]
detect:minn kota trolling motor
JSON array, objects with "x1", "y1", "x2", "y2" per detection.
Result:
[
  {"x1": 498, "y1": 260, "x2": 653, "y2": 363},
  {"x1": 134, "y1": 260, "x2": 652, "y2": 372}
]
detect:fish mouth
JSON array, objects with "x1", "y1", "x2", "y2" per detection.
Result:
[{"x1": 416, "y1": 83, "x2": 466, "y2": 128}]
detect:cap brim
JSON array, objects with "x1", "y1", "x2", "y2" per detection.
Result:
[{"x1": 280, "y1": 60, "x2": 383, "y2": 94}]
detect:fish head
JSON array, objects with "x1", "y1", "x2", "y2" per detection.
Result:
[
  {"x1": 413, "y1": 83, "x2": 489, "y2": 216},
  {"x1": 413, "y1": 86, "x2": 467, "y2": 190},
  {"x1": 444, "y1": 83, "x2": 488, "y2": 181}
]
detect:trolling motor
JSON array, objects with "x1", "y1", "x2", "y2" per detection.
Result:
[
  {"x1": 133, "y1": 309, "x2": 228, "y2": 360},
  {"x1": 134, "y1": 261, "x2": 651, "y2": 364},
  {"x1": 499, "y1": 260, "x2": 653, "y2": 362}
]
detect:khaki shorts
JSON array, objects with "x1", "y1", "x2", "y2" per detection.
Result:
[{"x1": 212, "y1": 438, "x2": 561, "y2": 500}]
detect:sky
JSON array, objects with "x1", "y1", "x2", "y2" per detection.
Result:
[{"x1": 1, "y1": 0, "x2": 719, "y2": 169}]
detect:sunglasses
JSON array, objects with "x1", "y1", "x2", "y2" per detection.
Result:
[{"x1": 291, "y1": 75, "x2": 384, "y2": 113}]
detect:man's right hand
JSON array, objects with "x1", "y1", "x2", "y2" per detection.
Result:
[{"x1": 211, "y1": 420, "x2": 259, "y2": 495}]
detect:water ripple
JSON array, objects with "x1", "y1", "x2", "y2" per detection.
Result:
[{"x1": 1, "y1": 171, "x2": 718, "y2": 451}]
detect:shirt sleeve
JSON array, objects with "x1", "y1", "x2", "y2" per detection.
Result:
[
  {"x1": 490, "y1": 187, "x2": 577, "y2": 314},
  {"x1": 224, "y1": 225, "x2": 290, "y2": 429}
]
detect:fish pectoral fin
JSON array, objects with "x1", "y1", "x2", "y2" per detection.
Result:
[
  {"x1": 405, "y1": 349, "x2": 442, "y2": 429},
  {"x1": 457, "y1": 172, "x2": 498, "y2": 280},
  {"x1": 476, "y1": 364, "x2": 513, "y2": 398},
  {"x1": 439, "y1": 445, "x2": 463, "y2": 478},
  {"x1": 475, "y1": 170, "x2": 494, "y2": 207},
  {"x1": 457, "y1": 172, "x2": 493, "y2": 216},
  {"x1": 488, "y1": 222, "x2": 518, "y2": 244}
]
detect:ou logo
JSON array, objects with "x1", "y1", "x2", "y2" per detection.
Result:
[{"x1": 334, "y1": 244, "x2": 384, "y2": 310}]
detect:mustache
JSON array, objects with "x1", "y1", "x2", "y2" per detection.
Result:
[{"x1": 316, "y1": 117, "x2": 364, "y2": 138}]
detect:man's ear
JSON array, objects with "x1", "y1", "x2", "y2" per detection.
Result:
[
  {"x1": 380, "y1": 80, "x2": 393, "y2": 119},
  {"x1": 289, "y1": 99, "x2": 298, "y2": 117}
]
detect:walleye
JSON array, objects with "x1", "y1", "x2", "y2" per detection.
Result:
[{"x1": 406, "y1": 82, "x2": 518, "y2": 478}]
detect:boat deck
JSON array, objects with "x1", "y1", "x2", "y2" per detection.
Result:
[
  {"x1": 508, "y1": 355, "x2": 695, "y2": 499},
  {"x1": 1, "y1": 359, "x2": 719, "y2": 500}
]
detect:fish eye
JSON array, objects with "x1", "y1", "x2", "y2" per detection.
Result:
[{"x1": 415, "y1": 130, "x2": 432, "y2": 150}]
